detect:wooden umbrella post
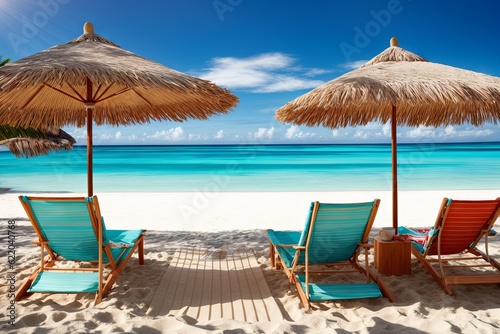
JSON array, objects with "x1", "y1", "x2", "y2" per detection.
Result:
[
  {"x1": 86, "y1": 106, "x2": 93, "y2": 197},
  {"x1": 85, "y1": 78, "x2": 94, "y2": 197},
  {"x1": 391, "y1": 104, "x2": 398, "y2": 231}
]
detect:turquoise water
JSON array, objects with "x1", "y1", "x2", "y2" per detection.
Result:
[{"x1": 1, "y1": 143, "x2": 499, "y2": 192}]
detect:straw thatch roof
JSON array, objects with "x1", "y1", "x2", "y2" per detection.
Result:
[
  {"x1": 0, "y1": 125, "x2": 75, "y2": 158},
  {"x1": 276, "y1": 38, "x2": 500, "y2": 128},
  {"x1": 0, "y1": 22, "x2": 238, "y2": 129}
]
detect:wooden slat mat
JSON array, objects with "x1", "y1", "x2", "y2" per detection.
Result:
[{"x1": 147, "y1": 247, "x2": 283, "y2": 322}]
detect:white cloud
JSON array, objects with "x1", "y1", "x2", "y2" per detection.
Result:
[
  {"x1": 127, "y1": 134, "x2": 140, "y2": 141},
  {"x1": 259, "y1": 76, "x2": 324, "y2": 93},
  {"x1": 215, "y1": 130, "x2": 224, "y2": 139},
  {"x1": 304, "y1": 68, "x2": 333, "y2": 77},
  {"x1": 150, "y1": 127, "x2": 184, "y2": 141},
  {"x1": 354, "y1": 130, "x2": 369, "y2": 139},
  {"x1": 405, "y1": 125, "x2": 494, "y2": 140},
  {"x1": 253, "y1": 127, "x2": 275, "y2": 139},
  {"x1": 340, "y1": 60, "x2": 368, "y2": 70},
  {"x1": 285, "y1": 125, "x2": 314, "y2": 139},
  {"x1": 68, "y1": 127, "x2": 86, "y2": 141},
  {"x1": 329, "y1": 129, "x2": 353, "y2": 139},
  {"x1": 171, "y1": 127, "x2": 184, "y2": 140},
  {"x1": 285, "y1": 125, "x2": 300, "y2": 138},
  {"x1": 325, "y1": 122, "x2": 386, "y2": 139},
  {"x1": 115, "y1": 131, "x2": 122, "y2": 140},
  {"x1": 443, "y1": 125, "x2": 456, "y2": 136},
  {"x1": 440, "y1": 125, "x2": 493, "y2": 138},
  {"x1": 200, "y1": 53, "x2": 325, "y2": 93},
  {"x1": 97, "y1": 133, "x2": 114, "y2": 140},
  {"x1": 407, "y1": 125, "x2": 437, "y2": 138},
  {"x1": 474, "y1": 129, "x2": 494, "y2": 136},
  {"x1": 382, "y1": 123, "x2": 391, "y2": 136},
  {"x1": 188, "y1": 133, "x2": 209, "y2": 141}
]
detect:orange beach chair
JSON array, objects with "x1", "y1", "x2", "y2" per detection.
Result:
[{"x1": 399, "y1": 198, "x2": 500, "y2": 295}]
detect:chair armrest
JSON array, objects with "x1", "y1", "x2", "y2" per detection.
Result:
[
  {"x1": 275, "y1": 244, "x2": 298, "y2": 249},
  {"x1": 293, "y1": 246, "x2": 306, "y2": 250},
  {"x1": 110, "y1": 242, "x2": 131, "y2": 248},
  {"x1": 358, "y1": 242, "x2": 374, "y2": 249},
  {"x1": 32, "y1": 239, "x2": 49, "y2": 246}
]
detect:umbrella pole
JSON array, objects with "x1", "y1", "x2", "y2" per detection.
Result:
[
  {"x1": 391, "y1": 104, "x2": 398, "y2": 231},
  {"x1": 86, "y1": 106, "x2": 93, "y2": 197},
  {"x1": 86, "y1": 78, "x2": 94, "y2": 197}
]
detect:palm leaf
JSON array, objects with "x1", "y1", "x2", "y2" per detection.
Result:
[
  {"x1": 0, "y1": 56, "x2": 76, "y2": 157},
  {"x1": 0, "y1": 125, "x2": 75, "y2": 158}
]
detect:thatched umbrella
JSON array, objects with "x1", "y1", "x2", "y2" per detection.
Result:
[
  {"x1": 276, "y1": 37, "x2": 500, "y2": 230},
  {"x1": 0, "y1": 125, "x2": 75, "y2": 158},
  {"x1": 0, "y1": 22, "x2": 238, "y2": 196}
]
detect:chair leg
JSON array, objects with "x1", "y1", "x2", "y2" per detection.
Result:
[
  {"x1": 101, "y1": 270, "x2": 121, "y2": 298},
  {"x1": 294, "y1": 277, "x2": 311, "y2": 310},
  {"x1": 276, "y1": 260, "x2": 282, "y2": 270},
  {"x1": 95, "y1": 290, "x2": 103, "y2": 305},
  {"x1": 138, "y1": 235, "x2": 145, "y2": 265},
  {"x1": 472, "y1": 247, "x2": 500, "y2": 271},
  {"x1": 15, "y1": 272, "x2": 38, "y2": 301},
  {"x1": 355, "y1": 253, "x2": 396, "y2": 302},
  {"x1": 413, "y1": 249, "x2": 453, "y2": 295},
  {"x1": 269, "y1": 242, "x2": 275, "y2": 268},
  {"x1": 99, "y1": 235, "x2": 146, "y2": 302},
  {"x1": 370, "y1": 272, "x2": 396, "y2": 302},
  {"x1": 15, "y1": 256, "x2": 56, "y2": 301}
]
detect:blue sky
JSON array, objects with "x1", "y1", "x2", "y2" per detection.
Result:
[{"x1": 1, "y1": 0, "x2": 500, "y2": 145}]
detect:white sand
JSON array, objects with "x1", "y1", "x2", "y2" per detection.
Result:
[{"x1": 1, "y1": 190, "x2": 500, "y2": 333}]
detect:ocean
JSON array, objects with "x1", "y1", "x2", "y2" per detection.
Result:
[{"x1": 1, "y1": 142, "x2": 499, "y2": 193}]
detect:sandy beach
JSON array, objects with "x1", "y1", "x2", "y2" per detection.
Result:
[{"x1": 1, "y1": 190, "x2": 500, "y2": 333}]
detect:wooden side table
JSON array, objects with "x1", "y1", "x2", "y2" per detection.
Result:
[{"x1": 374, "y1": 237, "x2": 412, "y2": 276}]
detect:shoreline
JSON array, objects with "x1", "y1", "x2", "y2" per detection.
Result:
[{"x1": 3, "y1": 189, "x2": 499, "y2": 231}]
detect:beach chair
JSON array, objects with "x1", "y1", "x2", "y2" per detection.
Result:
[
  {"x1": 267, "y1": 199, "x2": 394, "y2": 309},
  {"x1": 398, "y1": 198, "x2": 500, "y2": 295},
  {"x1": 16, "y1": 195, "x2": 146, "y2": 305}
]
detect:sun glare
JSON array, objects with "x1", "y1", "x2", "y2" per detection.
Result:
[
  {"x1": 0, "y1": 1, "x2": 29, "y2": 40},
  {"x1": 0, "y1": 1, "x2": 75, "y2": 58}
]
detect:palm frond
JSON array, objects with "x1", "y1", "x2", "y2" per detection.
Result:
[{"x1": 0, "y1": 125, "x2": 75, "y2": 158}]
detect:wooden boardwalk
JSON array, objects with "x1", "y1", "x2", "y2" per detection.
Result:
[{"x1": 147, "y1": 247, "x2": 283, "y2": 322}]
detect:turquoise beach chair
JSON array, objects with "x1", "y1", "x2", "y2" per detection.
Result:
[
  {"x1": 16, "y1": 196, "x2": 146, "y2": 305},
  {"x1": 267, "y1": 199, "x2": 394, "y2": 309}
]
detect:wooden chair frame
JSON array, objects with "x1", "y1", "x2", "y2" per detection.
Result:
[
  {"x1": 268, "y1": 199, "x2": 394, "y2": 309},
  {"x1": 410, "y1": 197, "x2": 500, "y2": 295},
  {"x1": 16, "y1": 195, "x2": 145, "y2": 304}
]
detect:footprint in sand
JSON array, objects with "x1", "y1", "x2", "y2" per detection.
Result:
[
  {"x1": 84, "y1": 321, "x2": 98, "y2": 330},
  {"x1": 51, "y1": 311, "x2": 67, "y2": 322},
  {"x1": 95, "y1": 311, "x2": 113, "y2": 323},
  {"x1": 67, "y1": 300, "x2": 83, "y2": 308},
  {"x1": 22, "y1": 313, "x2": 47, "y2": 326}
]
